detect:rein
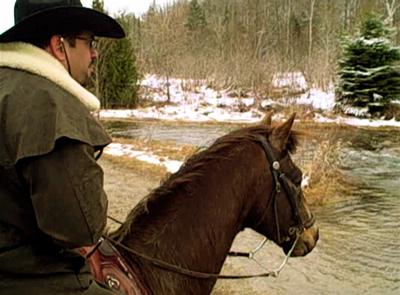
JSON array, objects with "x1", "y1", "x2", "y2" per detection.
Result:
[
  {"x1": 104, "y1": 135, "x2": 313, "y2": 280},
  {"x1": 103, "y1": 233, "x2": 300, "y2": 280}
]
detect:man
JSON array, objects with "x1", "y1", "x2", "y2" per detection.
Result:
[{"x1": 0, "y1": 0, "x2": 125, "y2": 294}]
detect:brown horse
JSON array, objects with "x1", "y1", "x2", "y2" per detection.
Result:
[{"x1": 109, "y1": 114, "x2": 319, "y2": 295}]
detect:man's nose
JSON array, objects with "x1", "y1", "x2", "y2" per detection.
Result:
[{"x1": 91, "y1": 48, "x2": 99, "y2": 60}]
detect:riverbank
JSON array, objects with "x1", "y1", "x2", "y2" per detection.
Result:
[
  {"x1": 99, "y1": 74, "x2": 400, "y2": 127},
  {"x1": 98, "y1": 72, "x2": 400, "y2": 187},
  {"x1": 101, "y1": 118, "x2": 363, "y2": 205},
  {"x1": 97, "y1": 73, "x2": 400, "y2": 206}
]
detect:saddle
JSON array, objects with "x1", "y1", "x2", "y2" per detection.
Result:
[{"x1": 78, "y1": 239, "x2": 149, "y2": 295}]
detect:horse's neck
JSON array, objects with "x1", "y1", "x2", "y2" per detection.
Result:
[{"x1": 119, "y1": 145, "x2": 262, "y2": 294}]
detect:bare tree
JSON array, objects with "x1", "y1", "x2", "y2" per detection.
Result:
[
  {"x1": 308, "y1": 0, "x2": 316, "y2": 67},
  {"x1": 134, "y1": 0, "x2": 397, "y2": 93},
  {"x1": 383, "y1": 0, "x2": 400, "y2": 26},
  {"x1": 286, "y1": 0, "x2": 292, "y2": 58}
]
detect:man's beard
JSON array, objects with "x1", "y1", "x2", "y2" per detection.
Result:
[{"x1": 80, "y1": 65, "x2": 95, "y2": 87}]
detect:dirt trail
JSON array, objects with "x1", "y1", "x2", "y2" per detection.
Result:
[{"x1": 100, "y1": 157, "x2": 159, "y2": 227}]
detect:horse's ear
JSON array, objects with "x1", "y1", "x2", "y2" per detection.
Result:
[
  {"x1": 261, "y1": 112, "x2": 272, "y2": 126},
  {"x1": 271, "y1": 113, "x2": 296, "y2": 151}
]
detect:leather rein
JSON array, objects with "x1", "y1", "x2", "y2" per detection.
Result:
[{"x1": 105, "y1": 135, "x2": 315, "y2": 280}]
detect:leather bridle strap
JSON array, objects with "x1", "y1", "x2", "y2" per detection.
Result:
[
  {"x1": 255, "y1": 135, "x2": 290, "y2": 244},
  {"x1": 254, "y1": 135, "x2": 314, "y2": 242}
]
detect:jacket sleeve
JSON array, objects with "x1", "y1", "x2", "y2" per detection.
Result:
[{"x1": 18, "y1": 138, "x2": 108, "y2": 248}]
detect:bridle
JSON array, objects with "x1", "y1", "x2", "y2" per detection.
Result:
[
  {"x1": 104, "y1": 135, "x2": 316, "y2": 280},
  {"x1": 255, "y1": 135, "x2": 316, "y2": 245}
]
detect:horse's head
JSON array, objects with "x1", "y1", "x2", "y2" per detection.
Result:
[{"x1": 250, "y1": 113, "x2": 319, "y2": 257}]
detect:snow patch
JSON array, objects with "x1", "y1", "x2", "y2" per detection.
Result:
[
  {"x1": 101, "y1": 74, "x2": 400, "y2": 131},
  {"x1": 105, "y1": 143, "x2": 183, "y2": 173},
  {"x1": 272, "y1": 72, "x2": 308, "y2": 92}
]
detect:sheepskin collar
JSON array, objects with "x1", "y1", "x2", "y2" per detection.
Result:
[{"x1": 0, "y1": 42, "x2": 100, "y2": 111}]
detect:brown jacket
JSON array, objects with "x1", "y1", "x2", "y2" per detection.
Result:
[{"x1": 0, "y1": 42, "x2": 115, "y2": 294}]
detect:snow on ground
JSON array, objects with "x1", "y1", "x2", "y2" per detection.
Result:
[
  {"x1": 101, "y1": 74, "x2": 400, "y2": 127},
  {"x1": 101, "y1": 74, "x2": 336, "y2": 124},
  {"x1": 272, "y1": 72, "x2": 307, "y2": 92},
  {"x1": 101, "y1": 73, "x2": 400, "y2": 172},
  {"x1": 106, "y1": 142, "x2": 183, "y2": 173},
  {"x1": 314, "y1": 113, "x2": 400, "y2": 127}
]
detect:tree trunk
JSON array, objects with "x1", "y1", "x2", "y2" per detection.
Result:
[{"x1": 308, "y1": 0, "x2": 316, "y2": 77}]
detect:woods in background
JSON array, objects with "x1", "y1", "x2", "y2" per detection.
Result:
[
  {"x1": 135, "y1": 0, "x2": 400, "y2": 90},
  {"x1": 92, "y1": 0, "x2": 400, "y2": 116}
]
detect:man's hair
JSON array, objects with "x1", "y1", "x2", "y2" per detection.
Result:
[{"x1": 24, "y1": 29, "x2": 82, "y2": 49}]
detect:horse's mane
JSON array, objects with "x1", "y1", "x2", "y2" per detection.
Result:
[{"x1": 110, "y1": 124, "x2": 299, "y2": 241}]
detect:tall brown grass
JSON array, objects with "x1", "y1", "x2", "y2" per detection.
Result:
[{"x1": 302, "y1": 139, "x2": 348, "y2": 204}]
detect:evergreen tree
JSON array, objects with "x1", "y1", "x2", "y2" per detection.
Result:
[
  {"x1": 91, "y1": 0, "x2": 141, "y2": 108},
  {"x1": 336, "y1": 14, "x2": 400, "y2": 117},
  {"x1": 185, "y1": 0, "x2": 207, "y2": 31},
  {"x1": 91, "y1": 0, "x2": 104, "y2": 11}
]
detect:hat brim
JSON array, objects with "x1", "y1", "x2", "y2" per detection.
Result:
[{"x1": 0, "y1": 6, "x2": 125, "y2": 43}]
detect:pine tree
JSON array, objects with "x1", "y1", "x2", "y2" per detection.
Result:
[
  {"x1": 336, "y1": 14, "x2": 400, "y2": 118},
  {"x1": 91, "y1": 0, "x2": 104, "y2": 11},
  {"x1": 185, "y1": 0, "x2": 207, "y2": 31},
  {"x1": 91, "y1": 0, "x2": 141, "y2": 108}
]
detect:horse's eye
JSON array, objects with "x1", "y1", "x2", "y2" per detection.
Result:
[
  {"x1": 295, "y1": 175, "x2": 303, "y2": 186},
  {"x1": 286, "y1": 167, "x2": 301, "y2": 184}
]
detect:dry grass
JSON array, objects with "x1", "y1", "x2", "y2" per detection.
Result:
[
  {"x1": 102, "y1": 154, "x2": 168, "y2": 180},
  {"x1": 111, "y1": 136, "x2": 197, "y2": 161},
  {"x1": 297, "y1": 124, "x2": 359, "y2": 205},
  {"x1": 102, "y1": 136, "x2": 198, "y2": 184},
  {"x1": 301, "y1": 139, "x2": 346, "y2": 204}
]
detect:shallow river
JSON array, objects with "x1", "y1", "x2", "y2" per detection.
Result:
[{"x1": 106, "y1": 120, "x2": 400, "y2": 294}]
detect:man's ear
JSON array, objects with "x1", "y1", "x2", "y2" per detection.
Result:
[{"x1": 46, "y1": 35, "x2": 66, "y2": 62}]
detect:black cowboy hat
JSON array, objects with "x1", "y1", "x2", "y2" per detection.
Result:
[{"x1": 0, "y1": 0, "x2": 125, "y2": 43}]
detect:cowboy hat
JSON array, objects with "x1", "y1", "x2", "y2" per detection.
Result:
[{"x1": 0, "y1": 0, "x2": 125, "y2": 43}]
